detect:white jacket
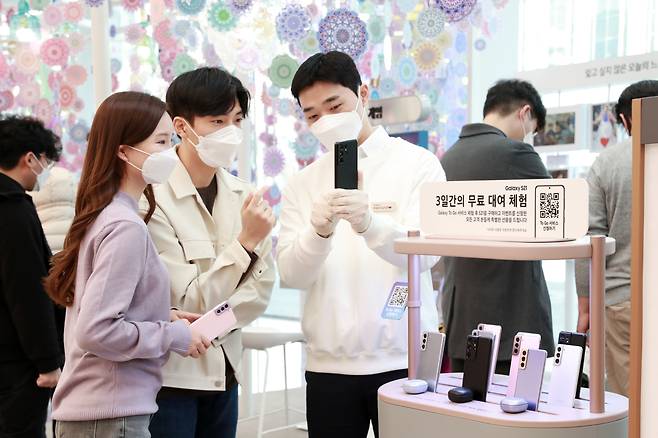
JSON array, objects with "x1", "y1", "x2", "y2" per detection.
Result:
[
  {"x1": 31, "y1": 167, "x2": 76, "y2": 254},
  {"x1": 277, "y1": 127, "x2": 445, "y2": 375},
  {"x1": 141, "y1": 162, "x2": 275, "y2": 390}
]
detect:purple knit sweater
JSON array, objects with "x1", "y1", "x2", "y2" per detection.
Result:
[{"x1": 52, "y1": 192, "x2": 191, "y2": 421}]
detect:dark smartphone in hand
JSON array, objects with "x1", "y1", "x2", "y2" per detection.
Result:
[{"x1": 334, "y1": 139, "x2": 358, "y2": 190}]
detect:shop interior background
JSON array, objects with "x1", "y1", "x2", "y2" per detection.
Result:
[{"x1": 1, "y1": 0, "x2": 656, "y2": 434}]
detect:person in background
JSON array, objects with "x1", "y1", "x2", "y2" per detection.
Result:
[
  {"x1": 440, "y1": 79, "x2": 554, "y2": 374},
  {"x1": 575, "y1": 80, "x2": 658, "y2": 397},
  {"x1": 146, "y1": 67, "x2": 275, "y2": 438},
  {"x1": 45, "y1": 91, "x2": 210, "y2": 438},
  {"x1": 30, "y1": 166, "x2": 77, "y2": 254},
  {"x1": 278, "y1": 51, "x2": 445, "y2": 438},
  {"x1": 0, "y1": 115, "x2": 63, "y2": 438},
  {"x1": 29, "y1": 162, "x2": 77, "y2": 438}
]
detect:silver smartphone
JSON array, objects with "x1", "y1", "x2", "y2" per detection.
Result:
[
  {"x1": 513, "y1": 348, "x2": 547, "y2": 411},
  {"x1": 548, "y1": 344, "x2": 583, "y2": 408},
  {"x1": 417, "y1": 331, "x2": 445, "y2": 392},
  {"x1": 476, "y1": 323, "x2": 502, "y2": 390},
  {"x1": 507, "y1": 332, "x2": 541, "y2": 397}
]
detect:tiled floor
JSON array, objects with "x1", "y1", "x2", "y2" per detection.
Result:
[
  {"x1": 48, "y1": 387, "x2": 375, "y2": 438},
  {"x1": 238, "y1": 387, "x2": 375, "y2": 438},
  {"x1": 237, "y1": 387, "x2": 308, "y2": 438}
]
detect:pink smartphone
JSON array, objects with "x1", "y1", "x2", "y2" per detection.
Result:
[{"x1": 189, "y1": 301, "x2": 237, "y2": 341}]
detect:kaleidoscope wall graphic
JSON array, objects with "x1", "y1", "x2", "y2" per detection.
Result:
[
  {"x1": 0, "y1": 0, "x2": 506, "y2": 180},
  {"x1": 317, "y1": 8, "x2": 368, "y2": 60}
]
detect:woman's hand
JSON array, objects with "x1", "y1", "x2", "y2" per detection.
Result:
[{"x1": 170, "y1": 309, "x2": 203, "y2": 323}]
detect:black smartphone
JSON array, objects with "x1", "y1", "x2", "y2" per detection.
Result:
[
  {"x1": 462, "y1": 334, "x2": 493, "y2": 402},
  {"x1": 334, "y1": 139, "x2": 358, "y2": 190},
  {"x1": 557, "y1": 331, "x2": 588, "y2": 398}
]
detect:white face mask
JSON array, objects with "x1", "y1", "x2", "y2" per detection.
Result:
[
  {"x1": 184, "y1": 121, "x2": 243, "y2": 169},
  {"x1": 309, "y1": 95, "x2": 365, "y2": 152},
  {"x1": 125, "y1": 146, "x2": 178, "y2": 185},
  {"x1": 520, "y1": 110, "x2": 535, "y2": 145},
  {"x1": 29, "y1": 153, "x2": 51, "y2": 191}
]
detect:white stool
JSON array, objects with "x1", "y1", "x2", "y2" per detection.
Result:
[{"x1": 240, "y1": 327, "x2": 305, "y2": 437}]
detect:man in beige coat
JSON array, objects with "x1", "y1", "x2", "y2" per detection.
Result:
[{"x1": 144, "y1": 67, "x2": 275, "y2": 438}]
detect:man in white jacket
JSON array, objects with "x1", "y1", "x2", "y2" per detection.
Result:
[{"x1": 278, "y1": 51, "x2": 445, "y2": 438}]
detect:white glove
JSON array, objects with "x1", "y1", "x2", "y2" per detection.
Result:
[
  {"x1": 311, "y1": 193, "x2": 338, "y2": 238},
  {"x1": 330, "y1": 189, "x2": 372, "y2": 234}
]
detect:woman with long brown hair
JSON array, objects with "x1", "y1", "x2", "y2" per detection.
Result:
[{"x1": 45, "y1": 91, "x2": 210, "y2": 437}]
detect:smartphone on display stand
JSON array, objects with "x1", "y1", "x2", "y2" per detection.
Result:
[
  {"x1": 417, "y1": 331, "x2": 445, "y2": 392},
  {"x1": 190, "y1": 301, "x2": 237, "y2": 341},
  {"x1": 534, "y1": 184, "x2": 566, "y2": 240},
  {"x1": 334, "y1": 139, "x2": 358, "y2": 190},
  {"x1": 475, "y1": 323, "x2": 501, "y2": 390},
  {"x1": 557, "y1": 331, "x2": 587, "y2": 399},
  {"x1": 507, "y1": 332, "x2": 541, "y2": 397},
  {"x1": 513, "y1": 348, "x2": 547, "y2": 411},
  {"x1": 547, "y1": 344, "x2": 583, "y2": 408},
  {"x1": 462, "y1": 333, "x2": 493, "y2": 402}
]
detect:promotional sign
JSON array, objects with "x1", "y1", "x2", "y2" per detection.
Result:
[
  {"x1": 518, "y1": 51, "x2": 658, "y2": 92},
  {"x1": 420, "y1": 179, "x2": 589, "y2": 242}
]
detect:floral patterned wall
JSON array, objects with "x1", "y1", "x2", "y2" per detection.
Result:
[{"x1": 0, "y1": 0, "x2": 509, "y2": 200}]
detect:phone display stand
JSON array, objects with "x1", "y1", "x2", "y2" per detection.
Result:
[
  {"x1": 379, "y1": 374, "x2": 628, "y2": 437},
  {"x1": 379, "y1": 235, "x2": 629, "y2": 438}
]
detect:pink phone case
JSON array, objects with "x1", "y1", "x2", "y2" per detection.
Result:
[{"x1": 190, "y1": 301, "x2": 237, "y2": 341}]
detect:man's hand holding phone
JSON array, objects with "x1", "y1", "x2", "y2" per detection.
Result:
[
  {"x1": 311, "y1": 193, "x2": 339, "y2": 238},
  {"x1": 331, "y1": 189, "x2": 371, "y2": 234},
  {"x1": 312, "y1": 189, "x2": 374, "y2": 237}
]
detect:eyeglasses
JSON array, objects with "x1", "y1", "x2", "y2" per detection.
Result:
[{"x1": 32, "y1": 153, "x2": 55, "y2": 171}]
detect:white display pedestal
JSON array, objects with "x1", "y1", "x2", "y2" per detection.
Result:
[
  {"x1": 379, "y1": 235, "x2": 628, "y2": 436},
  {"x1": 379, "y1": 374, "x2": 628, "y2": 438}
]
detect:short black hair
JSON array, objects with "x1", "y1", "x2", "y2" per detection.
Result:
[
  {"x1": 483, "y1": 79, "x2": 546, "y2": 132},
  {"x1": 166, "y1": 67, "x2": 251, "y2": 122},
  {"x1": 0, "y1": 115, "x2": 61, "y2": 170},
  {"x1": 291, "y1": 51, "x2": 362, "y2": 104},
  {"x1": 615, "y1": 80, "x2": 658, "y2": 134}
]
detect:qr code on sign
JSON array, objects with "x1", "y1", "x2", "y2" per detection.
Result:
[
  {"x1": 539, "y1": 192, "x2": 560, "y2": 218},
  {"x1": 388, "y1": 286, "x2": 408, "y2": 308}
]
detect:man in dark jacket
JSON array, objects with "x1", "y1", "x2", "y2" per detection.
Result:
[
  {"x1": 0, "y1": 116, "x2": 64, "y2": 438},
  {"x1": 441, "y1": 79, "x2": 554, "y2": 374}
]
